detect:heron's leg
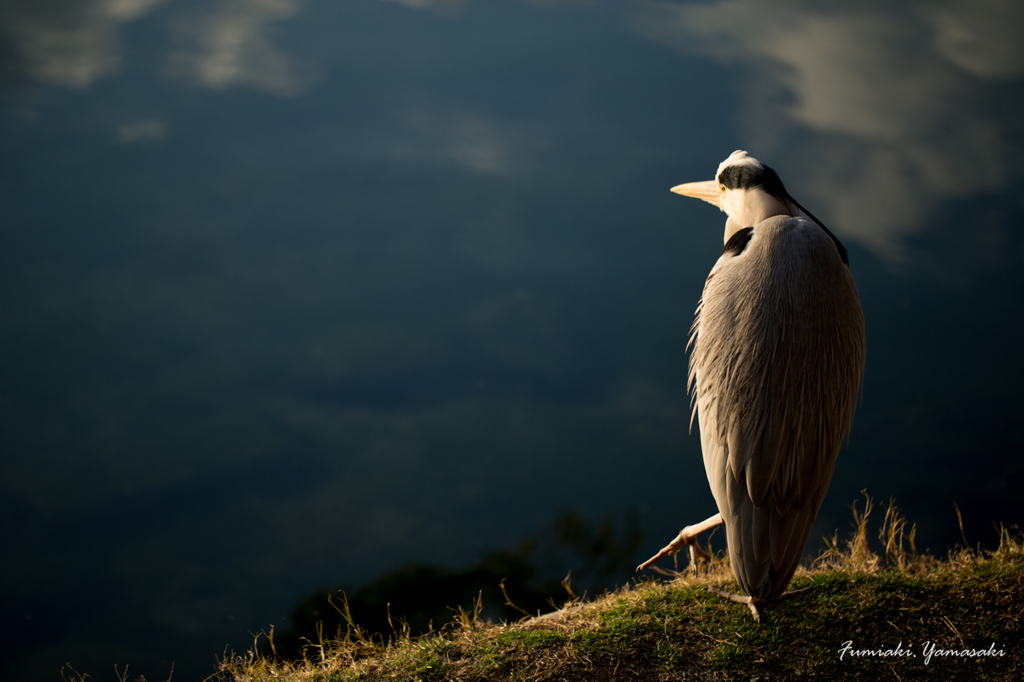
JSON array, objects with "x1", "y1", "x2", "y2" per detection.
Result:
[
  {"x1": 707, "y1": 587, "x2": 765, "y2": 622},
  {"x1": 636, "y1": 512, "x2": 723, "y2": 571}
]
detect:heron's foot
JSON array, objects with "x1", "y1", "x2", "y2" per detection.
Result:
[
  {"x1": 706, "y1": 586, "x2": 813, "y2": 622},
  {"x1": 707, "y1": 587, "x2": 766, "y2": 623},
  {"x1": 636, "y1": 513, "x2": 722, "y2": 572},
  {"x1": 636, "y1": 530, "x2": 708, "y2": 572}
]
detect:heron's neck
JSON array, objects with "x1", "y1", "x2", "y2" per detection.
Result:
[{"x1": 722, "y1": 188, "x2": 797, "y2": 243}]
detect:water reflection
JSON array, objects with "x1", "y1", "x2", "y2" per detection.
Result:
[
  {"x1": 170, "y1": 0, "x2": 311, "y2": 96},
  {"x1": 1, "y1": 0, "x2": 314, "y2": 96},
  {"x1": 6, "y1": 0, "x2": 1021, "y2": 256},
  {"x1": 1, "y1": 0, "x2": 170, "y2": 89},
  {"x1": 634, "y1": 0, "x2": 1024, "y2": 255},
  {"x1": 0, "y1": 1, "x2": 1021, "y2": 681}
]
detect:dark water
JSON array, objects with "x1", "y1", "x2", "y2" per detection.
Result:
[{"x1": 1, "y1": 0, "x2": 1022, "y2": 679}]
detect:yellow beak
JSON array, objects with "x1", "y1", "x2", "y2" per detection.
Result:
[{"x1": 670, "y1": 180, "x2": 722, "y2": 208}]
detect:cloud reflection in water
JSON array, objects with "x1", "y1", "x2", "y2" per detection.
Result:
[{"x1": 632, "y1": 0, "x2": 1024, "y2": 257}]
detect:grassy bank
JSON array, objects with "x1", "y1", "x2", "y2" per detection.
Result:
[{"x1": 213, "y1": 499, "x2": 1022, "y2": 681}]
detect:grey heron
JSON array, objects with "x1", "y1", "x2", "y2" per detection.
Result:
[{"x1": 638, "y1": 151, "x2": 866, "y2": 621}]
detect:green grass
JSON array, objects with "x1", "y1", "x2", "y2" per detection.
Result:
[{"x1": 212, "y1": 499, "x2": 1022, "y2": 682}]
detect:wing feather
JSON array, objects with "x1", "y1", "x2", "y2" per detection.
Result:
[{"x1": 691, "y1": 215, "x2": 865, "y2": 598}]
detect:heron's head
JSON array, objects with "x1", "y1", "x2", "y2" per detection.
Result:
[{"x1": 672, "y1": 150, "x2": 798, "y2": 238}]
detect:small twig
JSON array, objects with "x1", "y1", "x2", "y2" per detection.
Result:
[
  {"x1": 316, "y1": 619, "x2": 326, "y2": 662},
  {"x1": 941, "y1": 615, "x2": 966, "y2": 648},
  {"x1": 267, "y1": 624, "x2": 278, "y2": 658},
  {"x1": 954, "y1": 502, "x2": 970, "y2": 548},
  {"x1": 561, "y1": 571, "x2": 577, "y2": 599},
  {"x1": 694, "y1": 627, "x2": 739, "y2": 647},
  {"x1": 499, "y1": 578, "x2": 532, "y2": 617}
]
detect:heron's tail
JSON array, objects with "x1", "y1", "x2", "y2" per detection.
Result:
[{"x1": 724, "y1": 492, "x2": 822, "y2": 600}]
